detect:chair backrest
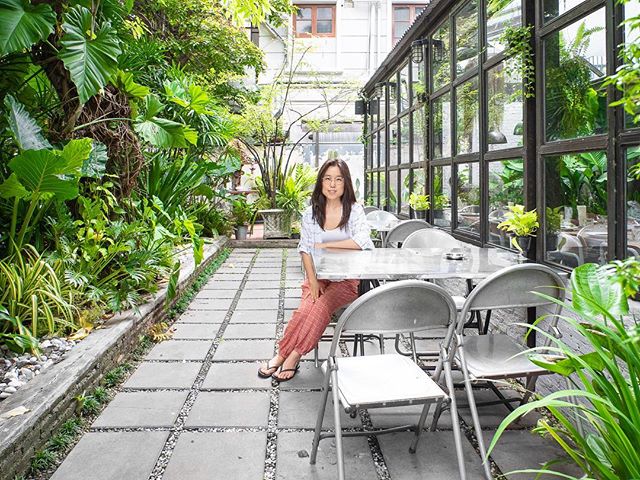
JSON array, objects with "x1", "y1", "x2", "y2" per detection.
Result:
[
  {"x1": 366, "y1": 209, "x2": 397, "y2": 224},
  {"x1": 383, "y1": 219, "x2": 432, "y2": 248},
  {"x1": 330, "y1": 280, "x2": 457, "y2": 355},
  {"x1": 401, "y1": 228, "x2": 459, "y2": 249},
  {"x1": 558, "y1": 232, "x2": 585, "y2": 263},
  {"x1": 363, "y1": 206, "x2": 380, "y2": 215},
  {"x1": 457, "y1": 263, "x2": 566, "y2": 334}
]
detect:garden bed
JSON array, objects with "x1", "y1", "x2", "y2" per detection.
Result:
[{"x1": 0, "y1": 239, "x2": 228, "y2": 480}]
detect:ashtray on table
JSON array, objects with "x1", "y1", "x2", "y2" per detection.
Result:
[{"x1": 444, "y1": 252, "x2": 465, "y2": 260}]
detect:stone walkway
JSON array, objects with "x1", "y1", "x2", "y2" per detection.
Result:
[{"x1": 50, "y1": 248, "x2": 576, "y2": 480}]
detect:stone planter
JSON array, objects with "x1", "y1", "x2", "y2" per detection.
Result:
[
  {"x1": 258, "y1": 209, "x2": 291, "y2": 239},
  {"x1": 234, "y1": 225, "x2": 248, "y2": 240}
]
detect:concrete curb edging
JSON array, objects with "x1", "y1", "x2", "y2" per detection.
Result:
[{"x1": 0, "y1": 238, "x2": 228, "y2": 479}]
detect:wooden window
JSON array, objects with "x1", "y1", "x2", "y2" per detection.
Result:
[
  {"x1": 294, "y1": 5, "x2": 336, "y2": 37},
  {"x1": 392, "y1": 4, "x2": 426, "y2": 45}
]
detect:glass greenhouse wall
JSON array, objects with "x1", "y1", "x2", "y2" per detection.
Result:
[{"x1": 363, "y1": 0, "x2": 640, "y2": 269}]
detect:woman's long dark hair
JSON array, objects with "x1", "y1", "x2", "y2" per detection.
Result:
[{"x1": 311, "y1": 158, "x2": 356, "y2": 230}]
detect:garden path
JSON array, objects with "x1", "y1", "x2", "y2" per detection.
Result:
[{"x1": 49, "y1": 248, "x2": 578, "y2": 480}]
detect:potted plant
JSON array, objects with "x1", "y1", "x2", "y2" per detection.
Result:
[
  {"x1": 432, "y1": 194, "x2": 449, "y2": 219},
  {"x1": 497, "y1": 204, "x2": 539, "y2": 254},
  {"x1": 231, "y1": 196, "x2": 254, "y2": 240},
  {"x1": 409, "y1": 193, "x2": 430, "y2": 219},
  {"x1": 545, "y1": 206, "x2": 562, "y2": 251}
]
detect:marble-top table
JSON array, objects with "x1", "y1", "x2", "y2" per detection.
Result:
[{"x1": 314, "y1": 246, "x2": 523, "y2": 281}]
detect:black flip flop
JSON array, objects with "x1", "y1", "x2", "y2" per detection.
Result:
[
  {"x1": 258, "y1": 361, "x2": 280, "y2": 378},
  {"x1": 272, "y1": 364, "x2": 300, "y2": 382}
]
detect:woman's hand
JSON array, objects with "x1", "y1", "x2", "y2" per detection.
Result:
[{"x1": 308, "y1": 278, "x2": 325, "y2": 302}]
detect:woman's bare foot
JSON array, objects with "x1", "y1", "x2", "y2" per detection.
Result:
[
  {"x1": 258, "y1": 354, "x2": 284, "y2": 378},
  {"x1": 272, "y1": 351, "x2": 302, "y2": 381}
]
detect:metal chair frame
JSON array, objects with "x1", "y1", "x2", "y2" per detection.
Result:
[
  {"x1": 382, "y1": 219, "x2": 432, "y2": 248},
  {"x1": 310, "y1": 280, "x2": 468, "y2": 480},
  {"x1": 439, "y1": 263, "x2": 566, "y2": 480}
]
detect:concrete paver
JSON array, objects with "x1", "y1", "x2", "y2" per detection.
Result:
[
  {"x1": 50, "y1": 431, "x2": 169, "y2": 480},
  {"x1": 124, "y1": 362, "x2": 201, "y2": 389},
  {"x1": 147, "y1": 340, "x2": 211, "y2": 361},
  {"x1": 201, "y1": 280, "x2": 242, "y2": 290},
  {"x1": 201, "y1": 361, "x2": 272, "y2": 389},
  {"x1": 236, "y1": 298, "x2": 280, "y2": 310},
  {"x1": 230, "y1": 309, "x2": 279, "y2": 323},
  {"x1": 193, "y1": 289, "x2": 237, "y2": 299},
  {"x1": 172, "y1": 323, "x2": 220, "y2": 340},
  {"x1": 213, "y1": 339, "x2": 275, "y2": 360},
  {"x1": 92, "y1": 391, "x2": 188, "y2": 428},
  {"x1": 223, "y1": 323, "x2": 277, "y2": 339},
  {"x1": 163, "y1": 432, "x2": 267, "y2": 480},
  {"x1": 241, "y1": 288, "x2": 281, "y2": 299},
  {"x1": 185, "y1": 391, "x2": 270, "y2": 427},
  {"x1": 277, "y1": 391, "x2": 361, "y2": 429},
  {"x1": 176, "y1": 310, "x2": 227, "y2": 323},
  {"x1": 189, "y1": 297, "x2": 234, "y2": 310}
]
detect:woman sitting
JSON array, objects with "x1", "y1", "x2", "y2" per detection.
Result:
[{"x1": 258, "y1": 157, "x2": 374, "y2": 381}]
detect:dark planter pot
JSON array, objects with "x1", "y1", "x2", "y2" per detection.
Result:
[
  {"x1": 411, "y1": 209, "x2": 428, "y2": 220},
  {"x1": 291, "y1": 232, "x2": 300, "y2": 239},
  {"x1": 234, "y1": 225, "x2": 248, "y2": 240},
  {"x1": 514, "y1": 235, "x2": 532, "y2": 254},
  {"x1": 546, "y1": 233, "x2": 559, "y2": 251},
  {"x1": 433, "y1": 209, "x2": 444, "y2": 219}
]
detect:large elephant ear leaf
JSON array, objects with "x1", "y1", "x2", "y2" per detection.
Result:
[
  {"x1": 82, "y1": 140, "x2": 108, "y2": 178},
  {"x1": 0, "y1": 173, "x2": 29, "y2": 199},
  {"x1": 571, "y1": 263, "x2": 628, "y2": 318},
  {"x1": 135, "y1": 116, "x2": 197, "y2": 148},
  {"x1": 56, "y1": 138, "x2": 92, "y2": 172},
  {"x1": 0, "y1": 0, "x2": 55, "y2": 55},
  {"x1": 4, "y1": 94, "x2": 51, "y2": 150},
  {"x1": 59, "y1": 5, "x2": 121, "y2": 104},
  {"x1": 9, "y1": 149, "x2": 79, "y2": 200}
]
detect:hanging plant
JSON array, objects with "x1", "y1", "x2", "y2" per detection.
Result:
[{"x1": 500, "y1": 25, "x2": 535, "y2": 98}]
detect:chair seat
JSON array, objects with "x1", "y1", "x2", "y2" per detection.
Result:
[
  {"x1": 452, "y1": 295, "x2": 465, "y2": 310},
  {"x1": 460, "y1": 334, "x2": 548, "y2": 380},
  {"x1": 322, "y1": 354, "x2": 446, "y2": 408}
]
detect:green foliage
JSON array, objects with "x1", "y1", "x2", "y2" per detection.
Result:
[
  {"x1": 30, "y1": 449, "x2": 57, "y2": 471},
  {"x1": 409, "y1": 192, "x2": 430, "y2": 211},
  {"x1": 545, "y1": 206, "x2": 563, "y2": 235},
  {"x1": 500, "y1": 25, "x2": 535, "y2": 98},
  {"x1": 103, "y1": 363, "x2": 132, "y2": 388},
  {"x1": 0, "y1": 0, "x2": 55, "y2": 56},
  {"x1": 274, "y1": 163, "x2": 316, "y2": 219},
  {"x1": 3, "y1": 94, "x2": 51, "y2": 150},
  {"x1": 490, "y1": 263, "x2": 640, "y2": 479},
  {"x1": 231, "y1": 196, "x2": 255, "y2": 227},
  {"x1": 558, "y1": 151, "x2": 608, "y2": 215},
  {"x1": 0, "y1": 305, "x2": 39, "y2": 353},
  {"x1": 606, "y1": 256, "x2": 640, "y2": 299},
  {"x1": 488, "y1": 159, "x2": 523, "y2": 208},
  {"x1": 497, "y1": 204, "x2": 539, "y2": 250}
]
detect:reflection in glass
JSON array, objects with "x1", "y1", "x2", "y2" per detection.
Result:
[
  {"x1": 487, "y1": 62, "x2": 523, "y2": 151},
  {"x1": 380, "y1": 130, "x2": 386, "y2": 167},
  {"x1": 389, "y1": 122, "x2": 398, "y2": 165},
  {"x1": 456, "y1": 77, "x2": 479, "y2": 154},
  {"x1": 455, "y1": 0, "x2": 478, "y2": 77},
  {"x1": 433, "y1": 93, "x2": 451, "y2": 158},
  {"x1": 432, "y1": 165, "x2": 452, "y2": 227},
  {"x1": 486, "y1": 0, "x2": 521, "y2": 58},
  {"x1": 544, "y1": 151, "x2": 608, "y2": 266},
  {"x1": 400, "y1": 115, "x2": 410, "y2": 165},
  {"x1": 371, "y1": 172, "x2": 380, "y2": 207},
  {"x1": 389, "y1": 169, "x2": 399, "y2": 213},
  {"x1": 543, "y1": 0, "x2": 587, "y2": 23},
  {"x1": 488, "y1": 159, "x2": 524, "y2": 247},
  {"x1": 432, "y1": 22, "x2": 450, "y2": 91},
  {"x1": 400, "y1": 64, "x2": 410, "y2": 112},
  {"x1": 400, "y1": 169, "x2": 410, "y2": 216},
  {"x1": 626, "y1": 147, "x2": 640, "y2": 257},
  {"x1": 372, "y1": 132, "x2": 379, "y2": 168},
  {"x1": 389, "y1": 74, "x2": 398, "y2": 119},
  {"x1": 413, "y1": 107, "x2": 426, "y2": 163},
  {"x1": 544, "y1": 8, "x2": 607, "y2": 141},
  {"x1": 296, "y1": 7, "x2": 312, "y2": 33},
  {"x1": 456, "y1": 163, "x2": 480, "y2": 235},
  {"x1": 624, "y1": 1, "x2": 640, "y2": 128},
  {"x1": 365, "y1": 172, "x2": 374, "y2": 205}
]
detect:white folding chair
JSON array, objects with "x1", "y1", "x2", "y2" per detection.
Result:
[
  {"x1": 382, "y1": 219, "x2": 432, "y2": 248},
  {"x1": 443, "y1": 264, "x2": 566, "y2": 480},
  {"x1": 310, "y1": 280, "x2": 468, "y2": 480},
  {"x1": 363, "y1": 205, "x2": 380, "y2": 215}
]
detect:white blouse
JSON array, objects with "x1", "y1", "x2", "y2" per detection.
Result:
[{"x1": 297, "y1": 203, "x2": 375, "y2": 257}]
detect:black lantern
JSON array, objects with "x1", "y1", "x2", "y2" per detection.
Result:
[
  {"x1": 487, "y1": 129, "x2": 508, "y2": 144},
  {"x1": 432, "y1": 39, "x2": 445, "y2": 63},
  {"x1": 374, "y1": 82, "x2": 385, "y2": 98},
  {"x1": 411, "y1": 39, "x2": 425, "y2": 63}
]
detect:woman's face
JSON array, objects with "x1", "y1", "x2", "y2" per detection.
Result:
[{"x1": 321, "y1": 165, "x2": 345, "y2": 202}]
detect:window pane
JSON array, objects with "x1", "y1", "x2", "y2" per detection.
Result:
[
  {"x1": 389, "y1": 169, "x2": 399, "y2": 212},
  {"x1": 317, "y1": 20, "x2": 332, "y2": 33},
  {"x1": 456, "y1": 162, "x2": 480, "y2": 235},
  {"x1": 544, "y1": 8, "x2": 607, "y2": 141},
  {"x1": 388, "y1": 74, "x2": 398, "y2": 118},
  {"x1": 433, "y1": 93, "x2": 452, "y2": 159},
  {"x1": 371, "y1": 172, "x2": 380, "y2": 207},
  {"x1": 297, "y1": 7, "x2": 312, "y2": 20},
  {"x1": 488, "y1": 159, "x2": 524, "y2": 247},
  {"x1": 400, "y1": 169, "x2": 410, "y2": 216},
  {"x1": 626, "y1": 147, "x2": 640, "y2": 256},
  {"x1": 399, "y1": 64, "x2": 410, "y2": 112},
  {"x1": 297, "y1": 20, "x2": 312, "y2": 34},
  {"x1": 411, "y1": 51, "x2": 425, "y2": 106},
  {"x1": 317, "y1": 7, "x2": 332, "y2": 20},
  {"x1": 379, "y1": 89, "x2": 386, "y2": 124},
  {"x1": 400, "y1": 115, "x2": 410, "y2": 164},
  {"x1": 455, "y1": 77, "x2": 479, "y2": 155},
  {"x1": 394, "y1": 21, "x2": 411, "y2": 43},
  {"x1": 380, "y1": 130, "x2": 386, "y2": 167},
  {"x1": 413, "y1": 107, "x2": 426, "y2": 163},
  {"x1": 432, "y1": 22, "x2": 451, "y2": 91},
  {"x1": 487, "y1": 62, "x2": 523, "y2": 151},
  {"x1": 366, "y1": 172, "x2": 374, "y2": 205},
  {"x1": 545, "y1": 151, "x2": 608, "y2": 266},
  {"x1": 543, "y1": 0, "x2": 588, "y2": 23},
  {"x1": 624, "y1": 2, "x2": 640, "y2": 128},
  {"x1": 371, "y1": 133, "x2": 378, "y2": 168},
  {"x1": 455, "y1": 0, "x2": 478, "y2": 77},
  {"x1": 486, "y1": 0, "x2": 521, "y2": 58},
  {"x1": 433, "y1": 165, "x2": 452, "y2": 228},
  {"x1": 394, "y1": 6, "x2": 410, "y2": 22},
  {"x1": 390, "y1": 122, "x2": 398, "y2": 165}
]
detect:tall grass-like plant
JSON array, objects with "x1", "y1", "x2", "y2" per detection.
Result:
[
  {"x1": 0, "y1": 245, "x2": 78, "y2": 339},
  {"x1": 489, "y1": 263, "x2": 640, "y2": 479}
]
